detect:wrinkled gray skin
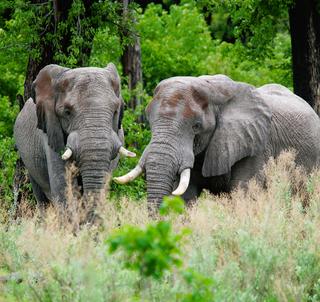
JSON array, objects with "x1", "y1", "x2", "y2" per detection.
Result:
[
  {"x1": 14, "y1": 63, "x2": 124, "y2": 211},
  {"x1": 137, "y1": 75, "x2": 320, "y2": 207}
]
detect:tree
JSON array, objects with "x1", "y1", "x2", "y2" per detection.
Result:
[
  {"x1": 120, "y1": 0, "x2": 143, "y2": 120},
  {"x1": 289, "y1": 0, "x2": 320, "y2": 113},
  {"x1": 204, "y1": 0, "x2": 320, "y2": 113},
  {"x1": 23, "y1": 0, "x2": 118, "y2": 100}
]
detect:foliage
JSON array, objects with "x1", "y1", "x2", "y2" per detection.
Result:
[
  {"x1": 0, "y1": 1, "x2": 127, "y2": 68},
  {"x1": 207, "y1": 32, "x2": 292, "y2": 88},
  {"x1": 138, "y1": 1, "x2": 214, "y2": 92},
  {"x1": 159, "y1": 195, "x2": 186, "y2": 216},
  {"x1": 107, "y1": 221, "x2": 187, "y2": 279},
  {"x1": 180, "y1": 269, "x2": 215, "y2": 302},
  {"x1": 0, "y1": 96, "x2": 18, "y2": 137},
  {"x1": 107, "y1": 197, "x2": 188, "y2": 279},
  {"x1": 89, "y1": 28, "x2": 122, "y2": 69},
  {"x1": 199, "y1": 0, "x2": 293, "y2": 58},
  {"x1": 138, "y1": 0, "x2": 292, "y2": 94},
  {"x1": 0, "y1": 137, "x2": 18, "y2": 214},
  {"x1": 110, "y1": 85, "x2": 151, "y2": 200},
  {"x1": 0, "y1": 96, "x2": 19, "y2": 213}
]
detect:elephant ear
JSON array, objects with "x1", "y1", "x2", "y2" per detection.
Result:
[
  {"x1": 105, "y1": 63, "x2": 121, "y2": 97},
  {"x1": 106, "y1": 63, "x2": 123, "y2": 131},
  {"x1": 200, "y1": 77, "x2": 272, "y2": 177},
  {"x1": 33, "y1": 64, "x2": 68, "y2": 152}
]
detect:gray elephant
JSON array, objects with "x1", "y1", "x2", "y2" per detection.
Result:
[
  {"x1": 14, "y1": 63, "x2": 135, "y2": 211},
  {"x1": 115, "y1": 75, "x2": 320, "y2": 207}
]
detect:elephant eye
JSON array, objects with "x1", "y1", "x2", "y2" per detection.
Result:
[
  {"x1": 192, "y1": 121, "x2": 202, "y2": 132},
  {"x1": 64, "y1": 108, "x2": 71, "y2": 116},
  {"x1": 63, "y1": 104, "x2": 73, "y2": 116}
]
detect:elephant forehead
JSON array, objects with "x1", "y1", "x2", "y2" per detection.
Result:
[
  {"x1": 156, "y1": 91, "x2": 187, "y2": 118},
  {"x1": 155, "y1": 90, "x2": 206, "y2": 119},
  {"x1": 57, "y1": 71, "x2": 109, "y2": 94}
]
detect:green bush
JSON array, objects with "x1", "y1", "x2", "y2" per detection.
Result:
[
  {"x1": 107, "y1": 197, "x2": 189, "y2": 280},
  {"x1": 138, "y1": 1, "x2": 214, "y2": 92},
  {"x1": 138, "y1": 1, "x2": 292, "y2": 91},
  {"x1": 107, "y1": 220, "x2": 187, "y2": 279},
  {"x1": 206, "y1": 33, "x2": 292, "y2": 88},
  {"x1": 180, "y1": 269, "x2": 215, "y2": 302},
  {"x1": 0, "y1": 96, "x2": 19, "y2": 137},
  {"x1": 0, "y1": 137, "x2": 18, "y2": 209},
  {"x1": 110, "y1": 85, "x2": 152, "y2": 201}
]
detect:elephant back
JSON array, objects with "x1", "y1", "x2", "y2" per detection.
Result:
[{"x1": 258, "y1": 84, "x2": 320, "y2": 170}]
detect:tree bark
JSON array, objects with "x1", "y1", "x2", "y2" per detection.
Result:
[
  {"x1": 289, "y1": 0, "x2": 320, "y2": 114},
  {"x1": 24, "y1": 0, "x2": 74, "y2": 100},
  {"x1": 120, "y1": 0, "x2": 143, "y2": 120}
]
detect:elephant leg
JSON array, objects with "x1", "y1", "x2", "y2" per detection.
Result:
[
  {"x1": 29, "y1": 175, "x2": 49, "y2": 218},
  {"x1": 43, "y1": 134, "x2": 67, "y2": 206},
  {"x1": 180, "y1": 170, "x2": 203, "y2": 205},
  {"x1": 182, "y1": 180, "x2": 202, "y2": 205},
  {"x1": 230, "y1": 155, "x2": 265, "y2": 190}
]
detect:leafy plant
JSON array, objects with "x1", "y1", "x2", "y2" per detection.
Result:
[
  {"x1": 179, "y1": 269, "x2": 215, "y2": 302},
  {"x1": 138, "y1": 1, "x2": 214, "y2": 93},
  {"x1": 159, "y1": 195, "x2": 186, "y2": 216},
  {"x1": 107, "y1": 220, "x2": 188, "y2": 279},
  {"x1": 107, "y1": 196, "x2": 189, "y2": 280},
  {"x1": 110, "y1": 85, "x2": 151, "y2": 201}
]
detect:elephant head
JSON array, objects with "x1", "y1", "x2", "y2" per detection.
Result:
[
  {"x1": 33, "y1": 63, "x2": 134, "y2": 195},
  {"x1": 115, "y1": 75, "x2": 272, "y2": 207}
]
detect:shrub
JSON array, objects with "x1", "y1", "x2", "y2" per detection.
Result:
[
  {"x1": 0, "y1": 137, "x2": 18, "y2": 218},
  {"x1": 107, "y1": 196, "x2": 188, "y2": 280},
  {"x1": 138, "y1": 1, "x2": 214, "y2": 92}
]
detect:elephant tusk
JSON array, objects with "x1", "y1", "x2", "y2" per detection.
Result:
[
  {"x1": 172, "y1": 168, "x2": 191, "y2": 196},
  {"x1": 113, "y1": 165, "x2": 143, "y2": 184},
  {"x1": 119, "y1": 146, "x2": 136, "y2": 158},
  {"x1": 61, "y1": 147, "x2": 72, "y2": 160}
]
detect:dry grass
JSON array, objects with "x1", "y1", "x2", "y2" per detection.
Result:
[{"x1": 1, "y1": 151, "x2": 320, "y2": 301}]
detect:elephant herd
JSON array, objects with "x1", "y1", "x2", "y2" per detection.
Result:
[{"x1": 14, "y1": 63, "x2": 320, "y2": 215}]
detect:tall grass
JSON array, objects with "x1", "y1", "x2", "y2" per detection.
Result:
[{"x1": 1, "y1": 151, "x2": 320, "y2": 301}]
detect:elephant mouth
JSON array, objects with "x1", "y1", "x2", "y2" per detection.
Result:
[{"x1": 114, "y1": 150, "x2": 193, "y2": 198}]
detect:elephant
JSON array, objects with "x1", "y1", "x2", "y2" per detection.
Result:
[
  {"x1": 114, "y1": 74, "x2": 320, "y2": 207},
  {"x1": 14, "y1": 63, "x2": 135, "y2": 214}
]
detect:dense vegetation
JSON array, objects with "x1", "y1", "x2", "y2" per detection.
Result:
[{"x1": 1, "y1": 1, "x2": 320, "y2": 301}]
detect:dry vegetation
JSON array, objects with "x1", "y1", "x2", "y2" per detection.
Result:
[{"x1": 1, "y1": 151, "x2": 320, "y2": 301}]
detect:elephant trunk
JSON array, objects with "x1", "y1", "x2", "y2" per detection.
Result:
[
  {"x1": 78, "y1": 115, "x2": 113, "y2": 193},
  {"x1": 145, "y1": 137, "x2": 194, "y2": 208},
  {"x1": 146, "y1": 152, "x2": 178, "y2": 209},
  {"x1": 80, "y1": 144, "x2": 111, "y2": 193}
]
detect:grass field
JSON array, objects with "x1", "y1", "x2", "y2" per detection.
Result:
[{"x1": 1, "y1": 152, "x2": 320, "y2": 302}]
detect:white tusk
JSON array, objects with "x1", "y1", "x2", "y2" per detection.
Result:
[
  {"x1": 172, "y1": 169, "x2": 191, "y2": 196},
  {"x1": 113, "y1": 165, "x2": 142, "y2": 184},
  {"x1": 119, "y1": 146, "x2": 136, "y2": 158},
  {"x1": 62, "y1": 147, "x2": 72, "y2": 160}
]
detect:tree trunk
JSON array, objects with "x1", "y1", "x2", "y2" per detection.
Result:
[
  {"x1": 24, "y1": 0, "x2": 74, "y2": 101},
  {"x1": 289, "y1": 0, "x2": 320, "y2": 114},
  {"x1": 120, "y1": 0, "x2": 143, "y2": 121}
]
